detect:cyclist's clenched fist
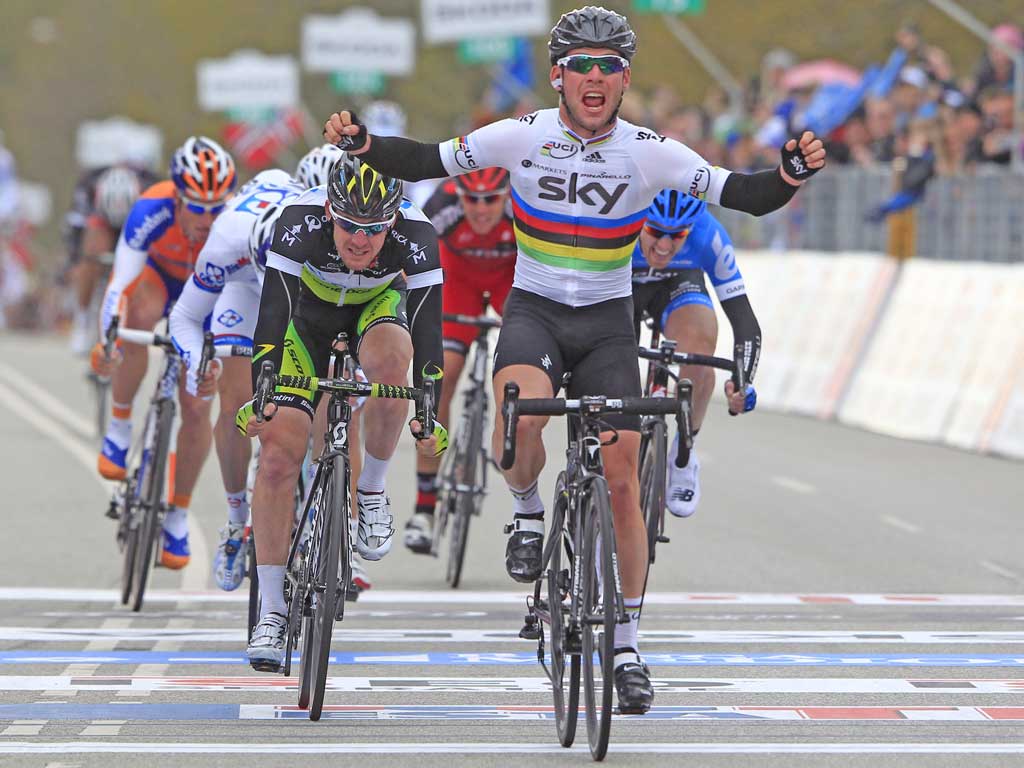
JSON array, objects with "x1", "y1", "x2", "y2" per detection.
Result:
[{"x1": 323, "y1": 111, "x2": 370, "y2": 154}]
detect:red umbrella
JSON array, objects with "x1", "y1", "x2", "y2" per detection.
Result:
[{"x1": 781, "y1": 59, "x2": 862, "y2": 90}]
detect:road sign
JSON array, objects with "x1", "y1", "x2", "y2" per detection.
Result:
[
  {"x1": 458, "y1": 37, "x2": 517, "y2": 65},
  {"x1": 196, "y1": 50, "x2": 299, "y2": 111},
  {"x1": 330, "y1": 71, "x2": 387, "y2": 95},
  {"x1": 421, "y1": 0, "x2": 549, "y2": 44},
  {"x1": 75, "y1": 117, "x2": 163, "y2": 170},
  {"x1": 633, "y1": 0, "x2": 706, "y2": 13},
  {"x1": 302, "y1": 8, "x2": 415, "y2": 76}
]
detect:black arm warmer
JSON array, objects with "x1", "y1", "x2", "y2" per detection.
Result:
[
  {"x1": 250, "y1": 266, "x2": 300, "y2": 392},
  {"x1": 360, "y1": 136, "x2": 448, "y2": 182},
  {"x1": 719, "y1": 169, "x2": 798, "y2": 217},
  {"x1": 721, "y1": 293, "x2": 762, "y2": 383},
  {"x1": 406, "y1": 282, "x2": 444, "y2": 410}
]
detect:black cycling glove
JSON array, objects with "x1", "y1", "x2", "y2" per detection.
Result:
[
  {"x1": 780, "y1": 138, "x2": 820, "y2": 182},
  {"x1": 332, "y1": 110, "x2": 368, "y2": 152}
]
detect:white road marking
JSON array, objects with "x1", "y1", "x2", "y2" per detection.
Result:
[
  {"x1": 0, "y1": 363, "x2": 97, "y2": 440},
  {"x1": 3, "y1": 676, "x2": 1024, "y2": 694},
  {"x1": 881, "y1": 515, "x2": 922, "y2": 534},
  {"x1": 1, "y1": 720, "x2": 46, "y2": 736},
  {"x1": 2, "y1": 588, "x2": 1022, "y2": 606},
  {"x1": 2, "y1": 742, "x2": 1024, "y2": 755},
  {"x1": 770, "y1": 476, "x2": 816, "y2": 494},
  {"x1": 5, "y1": 627, "x2": 1024, "y2": 644},
  {"x1": 78, "y1": 721, "x2": 125, "y2": 737},
  {"x1": 981, "y1": 560, "x2": 1023, "y2": 583}
]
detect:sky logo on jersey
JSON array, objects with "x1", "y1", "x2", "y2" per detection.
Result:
[{"x1": 536, "y1": 174, "x2": 627, "y2": 214}]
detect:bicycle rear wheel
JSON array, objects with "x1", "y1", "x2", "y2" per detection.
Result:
[
  {"x1": 131, "y1": 402, "x2": 173, "y2": 613},
  {"x1": 118, "y1": 478, "x2": 138, "y2": 606},
  {"x1": 246, "y1": 533, "x2": 260, "y2": 643},
  {"x1": 446, "y1": 390, "x2": 484, "y2": 589},
  {"x1": 639, "y1": 419, "x2": 667, "y2": 565},
  {"x1": 547, "y1": 473, "x2": 579, "y2": 748},
  {"x1": 298, "y1": 454, "x2": 344, "y2": 721},
  {"x1": 581, "y1": 477, "x2": 617, "y2": 761}
]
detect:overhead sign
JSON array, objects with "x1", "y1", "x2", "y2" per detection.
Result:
[
  {"x1": 633, "y1": 0, "x2": 706, "y2": 13},
  {"x1": 75, "y1": 117, "x2": 163, "y2": 170},
  {"x1": 421, "y1": 0, "x2": 549, "y2": 44},
  {"x1": 197, "y1": 50, "x2": 299, "y2": 112},
  {"x1": 302, "y1": 9, "x2": 415, "y2": 76}
]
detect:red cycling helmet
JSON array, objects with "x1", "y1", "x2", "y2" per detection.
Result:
[{"x1": 455, "y1": 167, "x2": 510, "y2": 195}]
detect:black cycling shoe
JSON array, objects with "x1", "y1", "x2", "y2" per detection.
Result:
[
  {"x1": 613, "y1": 651, "x2": 654, "y2": 714},
  {"x1": 503, "y1": 521, "x2": 544, "y2": 583}
]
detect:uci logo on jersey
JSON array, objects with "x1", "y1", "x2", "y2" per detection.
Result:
[
  {"x1": 540, "y1": 140, "x2": 578, "y2": 160},
  {"x1": 537, "y1": 173, "x2": 627, "y2": 215},
  {"x1": 689, "y1": 166, "x2": 712, "y2": 199},
  {"x1": 452, "y1": 137, "x2": 477, "y2": 171}
]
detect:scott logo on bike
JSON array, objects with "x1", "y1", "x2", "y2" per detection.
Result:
[{"x1": 537, "y1": 174, "x2": 627, "y2": 214}]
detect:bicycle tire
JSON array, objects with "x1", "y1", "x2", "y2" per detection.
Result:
[
  {"x1": 300, "y1": 455, "x2": 344, "y2": 721},
  {"x1": 118, "y1": 476, "x2": 138, "y2": 606},
  {"x1": 131, "y1": 402, "x2": 173, "y2": 613},
  {"x1": 446, "y1": 389, "x2": 484, "y2": 588},
  {"x1": 547, "y1": 473, "x2": 579, "y2": 748},
  {"x1": 639, "y1": 419, "x2": 667, "y2": 565},
  {"x1": 246, "y1": 533, "x2": 260, "y2": 643},
  {"x1": 580, "y1": 477, "x2": 616, "y2": 761}
]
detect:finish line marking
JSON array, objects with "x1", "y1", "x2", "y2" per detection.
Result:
[
  {"x1": 4, "y1": 627, "x2": 1024, "y2": 644},
  {"x1": 0, "y1": 588, "x2": 1021, "y2": 606},
  {"x1": 4, "y1": 651, "x2": 1024, "y2": 667},
  {"x1": 2, "y1": 676, "x2": 1024, "y2": 694},
  {"x1": 2, "y1": 704, "x2": 1024, "y2": 722},
  {"x1": 3, "y1": 742, "x2": 1024, "y2": 755}
]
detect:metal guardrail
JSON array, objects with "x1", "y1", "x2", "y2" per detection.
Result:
[{"x1": 716, "y1": 166, "x2": 1024, "y2": 263}]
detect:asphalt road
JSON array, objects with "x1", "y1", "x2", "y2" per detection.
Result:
[{"x1": 0, "y1": 331, "x2": 1022, "y2": 767}]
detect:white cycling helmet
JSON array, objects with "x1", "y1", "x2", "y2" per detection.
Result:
[
  {"x1": 94, "y1": 165, "x2": 143, "y2": 228},
  {"x1": 295, "y1": 144, "x2": 344, "y2": 189},
  {"x1": 248, "y1": 202, "x2": 287, "y2": 273},
  {"x1": 362, "y1": 100, "x2": 408, "y2": 138}
]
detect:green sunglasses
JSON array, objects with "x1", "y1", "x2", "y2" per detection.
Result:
[{"x1": 557, "y1": 54, "x2": 630, "y2": 76}]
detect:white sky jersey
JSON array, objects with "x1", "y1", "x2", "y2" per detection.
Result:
[
  {"x1": 438, "y1": 109, "x2": 731, "y2": 307},
  {"x1": 169, "y1": 169, "x2": 303, "y2": 394}
]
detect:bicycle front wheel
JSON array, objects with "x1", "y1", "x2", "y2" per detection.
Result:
[
  {"x1": 117, "y1": 478, "x2": 138, "y2": 606},
  {"x1": 639, "y1": 419, "x2": 667, "y2": 565},
  {"x1": 131, "y1": 402, "x2": 173, "y2": 613},
  {"x1": 547, "y1": 472, "x2": 579, "y2": 748},
  {"x1": 246, "y1": 533, "x2": 260, "y2": 644},
  {"x1": 447, "y1": 390, "x2": 484, "y2": 589},
  {"x1": 581, "y1": 476, "x2": 617, "y2": 761},
  {"x1": 298, "y1": 454, "x2": 345, "y2": 721}
]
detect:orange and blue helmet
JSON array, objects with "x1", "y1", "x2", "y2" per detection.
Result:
[{"x1": 170, "y1": 136, "x2": 237, "y2": 203}]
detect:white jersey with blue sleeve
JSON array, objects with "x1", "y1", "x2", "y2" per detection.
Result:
[
  {"x1": 169, "y1": 169, "x2": 303, "y2": 396},
  {"x1": 436, "y1": 109, "x2": 732, "y2": 308}
]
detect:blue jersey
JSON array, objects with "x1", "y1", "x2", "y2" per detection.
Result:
[{"x1": 631, "y1": 210, "x2": 746, "y2": 302}]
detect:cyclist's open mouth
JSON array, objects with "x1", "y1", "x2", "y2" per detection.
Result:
[{"x1": 582, "y1": 91, "x2": 606, "y2": 112}]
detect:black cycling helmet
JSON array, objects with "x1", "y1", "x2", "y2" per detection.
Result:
[
  {"x1": 549, "y1": 5, "x2": 637, "y2": 64},
  {"x1": 325, "y1": 153, "x2": 403, "y2": 221}
]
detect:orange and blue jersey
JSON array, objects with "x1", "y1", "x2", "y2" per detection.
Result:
[{"x1": 100, "y1": 180, "x2": 208, "y2": 335}]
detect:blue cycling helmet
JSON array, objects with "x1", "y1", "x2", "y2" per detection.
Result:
[{"x1": 646, "y1": 189, "x2": 706, "y2": 232}]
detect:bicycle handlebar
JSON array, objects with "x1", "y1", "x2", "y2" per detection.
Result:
[
  {"x1": 103, "y1": 315, "x2": 120, "y2": 359},
  {"x1": 442, "y1": 312, "x2": 502, "y2": 330},
  {"x1": 117, "y1": 327, "x2": 177, "y2": 351},
  {"x1": 500, "y1": 382, "x2": 693, "y2": 470},
  {"x1": 638, "y1": 342, "x2": 749, "y2": 408}
]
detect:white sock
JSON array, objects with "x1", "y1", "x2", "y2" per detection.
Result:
[
  {"x1": 163, "y1": 506, "x2": 189, "y2": 538},
  {"x1": 509, "y1": 480, "x2": 544, "y2": 519},
  {"x1": 257, "y1": 565, "x2": 287, "y2": 617},
  {"x1": 226, "y1": 490, "x2": 249, "y2": 526},
  {"x1": 613, "y1": 597, "x2": 643, "y2": 661},
  {"x1": 356, "y1": 451, "x2": 389, "y2": 493},
  {"x1": 106, "y1": 412, "x2": 132, "y2": 449}
]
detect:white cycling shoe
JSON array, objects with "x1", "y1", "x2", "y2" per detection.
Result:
[
  {"x1": 666, "y1": 438, "x2": 700, "y2": 518},
  {"x1": 355, "y1": 490, "x2": 394, "y2": 561},
  {"x1": 212, "y1": 522, "x2": 247, "y2": 591},
  {"x1": 247, "y1": 611, "x2": 287, "y2": 672}
]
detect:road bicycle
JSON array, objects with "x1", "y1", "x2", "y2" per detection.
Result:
[
  {"x1": 433, "y1": 298, "x2": 501, "y2": 588},
  {"x1": 501, "y1": 378, "x2": 690, "y2": 761},
  {"x1": 250, "y1": 340, "x2": 433, "y2": 721}
]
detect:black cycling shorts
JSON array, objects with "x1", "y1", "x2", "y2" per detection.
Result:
[
  {"x1": 273, "y1": 282, "x2": 409, "y2": 418},
  {"x1": 493, "y1": 288, "x2": 641, "y2": 431},
  {"x1": 631, "y1": 268, "x2": 713, "y2": 340}
]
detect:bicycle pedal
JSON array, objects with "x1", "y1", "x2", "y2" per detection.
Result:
[
  {"x1": 518, "y1": 613, "x2": 541, "y2": 641},
  {"x1": 249, "y1": 659, "x2": 283, "y2": 674},
  {"x1": 503, "y1": 523, "x2": 513, "y2": 534},
  {"x1": 105, "y1": 504, "x2": 120, "y2": 521}
]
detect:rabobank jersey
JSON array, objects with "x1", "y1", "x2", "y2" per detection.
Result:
[
  {"x1": 437, "y1": 108, "x2": 732, "y2": 307},
  {"x1": 266, "y1": 188, "x2": 442, "y2": 307},
  {"x1": 631, "y1": 211, "x2": 746, "y2": 302},
  {"x1": 120, "y1": 180, "x2": 199, "y2": 282},
  {"x1": 190, "y1": 169, "x2": 304, "y2": 296}
]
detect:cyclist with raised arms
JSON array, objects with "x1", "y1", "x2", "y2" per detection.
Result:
[
  {"x1": 92, "y1": 136, "x2": 237, "y2": 569},
  {"x1": 324, "y1": 5, "x2": 825, "y2": 714},
  {"x1": 633, "y1": 190, "x2": 761, "y2": 517},
  {"x1": 236, "y1": 154, "x2": 447, "y2": 671},
  {"x1": 403, "y1": 167, "x2": 517, "y2": 554},
  {"x1": 65, "y1": 164, "x2": 157, "y2": 355},
  {"x1": 168, "y1": 169, "x2": 304, "y2": 590}
]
